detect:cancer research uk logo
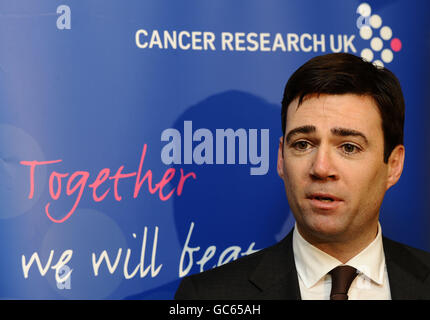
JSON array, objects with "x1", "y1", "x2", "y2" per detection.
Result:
[
  {"x1": 135, "y1": 2, "x2": 402, "y2": 66},
  {"x1": 356, "y1": 2, "x2": 402, "y2": 67}
]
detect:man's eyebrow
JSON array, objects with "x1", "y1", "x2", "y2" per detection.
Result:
[
  {"x1": 285, "y1": 126, "x2": 369, "y2": 145},
  {"x1": 285, "y1": 125, "x2": 316, "y2": 143},
  {"x1": 331, "y1": 127, "x2": 369, "y2": 145}
]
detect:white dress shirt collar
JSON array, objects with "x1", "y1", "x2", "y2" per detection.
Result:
[{"x1": 293, "y1": 222, "x2": 385, "y2": 289}]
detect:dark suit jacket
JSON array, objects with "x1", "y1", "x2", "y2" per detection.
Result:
[{"x1": 175, "y1": 231, "x2": 430, "y2": 300}]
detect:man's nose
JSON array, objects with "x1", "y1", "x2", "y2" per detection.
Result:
[{"x1": 309, "y1": 145, "x2": 338, "y2": 181}]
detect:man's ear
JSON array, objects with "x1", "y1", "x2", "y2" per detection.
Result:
[
  {"x1": 386, "y1": 144, "x2": 405, "y2": 190},
  {"x1": 277, "y1": 136, "x2": 285, "y2": 178}
]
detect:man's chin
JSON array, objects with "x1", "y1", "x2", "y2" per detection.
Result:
[{"x1": 297, "y1": 217, "x2": 350, "y2": 242}]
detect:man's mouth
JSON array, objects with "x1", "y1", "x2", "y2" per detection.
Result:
[
  {"x1": 307, "y1": 193, "x2": 343, "y2": 209},
  {"x1": 313, "y1": 196, "x2": 335, "y2": 202},
  {"x1": 308, "y1": 193, "x2": 341, "y2": 201}
]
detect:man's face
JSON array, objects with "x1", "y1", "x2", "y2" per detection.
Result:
[{"x1": 277, "y1": 94, "x2": 403, "y2": 244}]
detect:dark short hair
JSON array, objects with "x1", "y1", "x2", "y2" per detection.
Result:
[{"x1": 281, "y1": 53, "x2": 405, "y2": 163}]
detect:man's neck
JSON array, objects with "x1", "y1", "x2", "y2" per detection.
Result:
[{"x1": 296, "y1": 223, "x2": 379, "y2": 263}]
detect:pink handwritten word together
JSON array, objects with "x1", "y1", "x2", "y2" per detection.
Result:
[{"x1": 20, "y1": 145, "x2": 196, "y2": 223}]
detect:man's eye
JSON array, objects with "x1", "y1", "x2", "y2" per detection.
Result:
[
  {"x1": 341, "y1": 143, "x2": 360, "y2": 154},
  {"x1": 293, "y1": 141, "x2": 311, "y2": 150}
]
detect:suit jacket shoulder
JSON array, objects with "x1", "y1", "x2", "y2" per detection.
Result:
[
  {"x1": 383, "y1": 236, "x2": 430, "y2": 299},
  {"x1": 175, "y1": 232, "x2": 430, "y2": 300},
  {"x1": 175, "y1": 231, "x2": 301, "y2": 300}
]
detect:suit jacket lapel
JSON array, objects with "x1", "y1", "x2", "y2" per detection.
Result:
[
  {"x1": 248, "y1": 230, "x2": 301, "y2": 300},
  {"x1": 383, "y1": 237, "x2": 430, "y2": 299},
  {"x1": 246, "y1": 233, "x2": 430, "y2": 299}
]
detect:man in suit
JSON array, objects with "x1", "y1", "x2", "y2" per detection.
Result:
[{"x1": 175, "y1": 53, "x2": 430, "y2": 300}]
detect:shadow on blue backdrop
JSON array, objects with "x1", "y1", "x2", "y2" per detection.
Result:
[{"x1": 126, "y1": 90, "x2": 293, "y2": 299}]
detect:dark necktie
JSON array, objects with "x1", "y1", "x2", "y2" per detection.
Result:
[{"x1": 329, "y1": 265, "x2": 358, "y2": 300}]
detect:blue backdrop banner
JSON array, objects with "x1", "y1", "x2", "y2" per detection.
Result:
[{"x1": 0, "y1": 0, "x2": 429, "y2": 299}]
